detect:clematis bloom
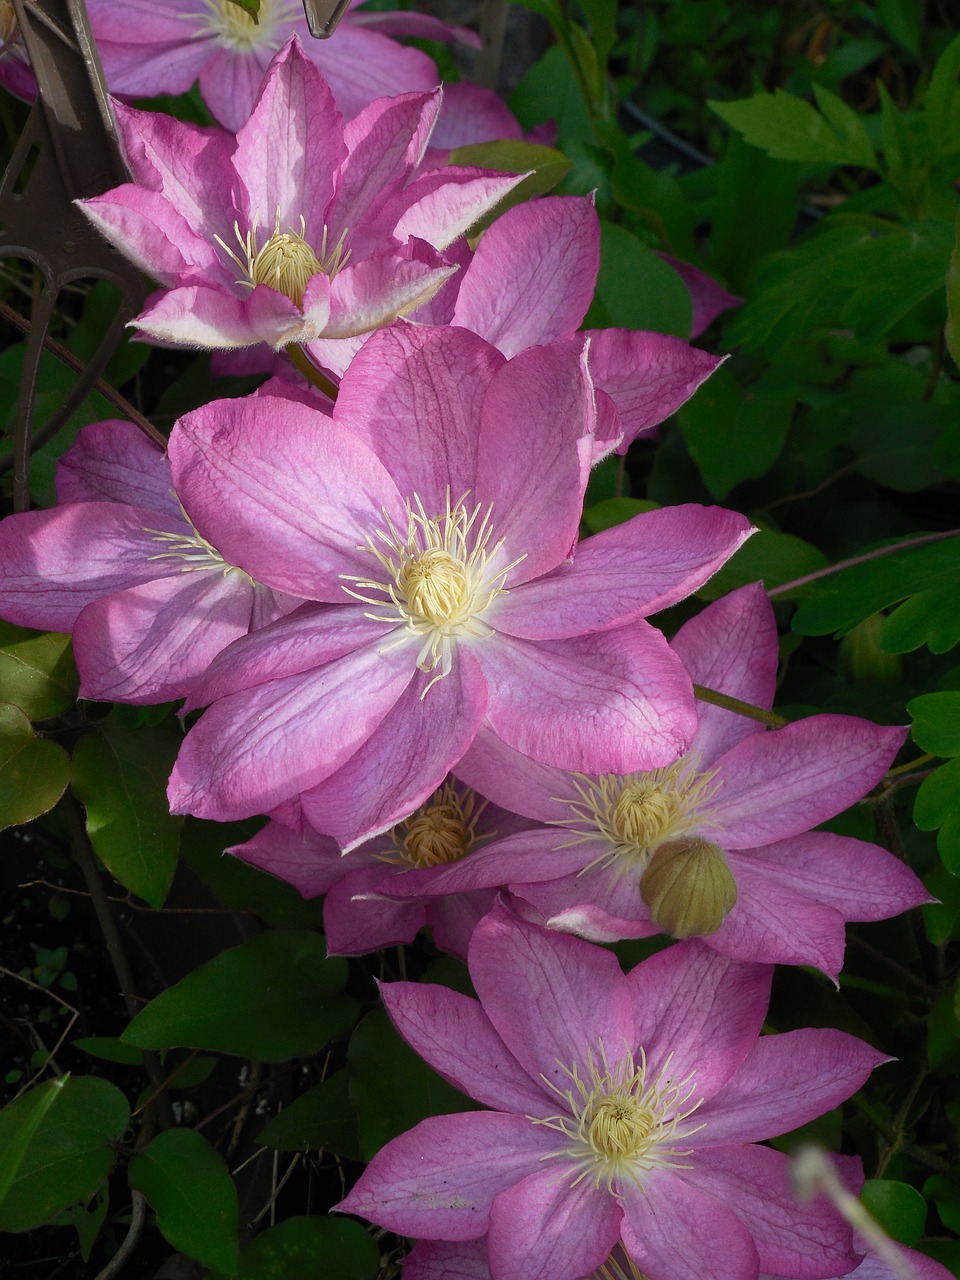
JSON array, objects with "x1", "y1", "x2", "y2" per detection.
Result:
[
  {"x1": 337, "y1": 903, "x2": 885, "y2": 1280},
  {"x1": 164, "y1": 323, "x2": 751, "y2": 848},
  {"x1": 383, "y1": 584, "x2": 926, "y2": 977},
  {"x1": 78, "y1": 38, "x2": 523, "y2": 353}
]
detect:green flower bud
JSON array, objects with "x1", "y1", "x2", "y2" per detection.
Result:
[{"x1": 639, "y1": 837, "x2": 737, "y2": 939}]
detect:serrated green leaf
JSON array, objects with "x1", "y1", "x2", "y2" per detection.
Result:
[
  {"x1": 122, "y1": 931, "x2": 358, "y2": 1061},
  {"x1": 130, "y1": 1129, "x2": 238, "y2": 1273},
  {"x1": 71, "y1": 719, "x2": 182, "y2": 907},
  {"x1": 677, "y1": 364, "x2": 795, "y2": 499},
  {"x1": 861, "y1": 1180, "x2": 927, "y2": 1246},
  {"x1": 0, "y1": 623, "x2": 78, "y2": 720},
  {"x1": 909, "y1": 692, "x2": 960, "y2": 756},
  {"x1": 811, "y1": 84, "x2": 877, "y2": 170},
  {"x1": 0, "y1": 1076, "x2": 129, "y2": 1232},
  {"x1": 697, "y1": 529, "x2": 828, "y2": 601},
  {"x1": 256, "y1": 1070, "x2": 360, "y2": 1159},
  {"x1": 222, "y1": 1216, "x2": 379, "y2": 1280},
  {"x1": 584, "y1": 221, "x2": 691, "y2": 337},
  {"x1": 0, "y1": 702, "x2": 70, "y2": 829},
  {"x1": 710, "y1": 89, "x2": 877, "y2": 167}
]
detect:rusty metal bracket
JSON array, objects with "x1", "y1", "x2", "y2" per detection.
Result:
[{"x1": 0, "y1": 0, "x2": 144, "y2": 511}]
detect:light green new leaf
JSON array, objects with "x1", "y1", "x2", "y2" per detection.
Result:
[
  {"x1": 122, "y1": 931, "x2": 358, "y2": 1061},
  {"x1": 861, "y1": 1179, "x2": 927, "y2": 1247},
  {"x1": 71, "y1": 719, "x2": 182, "y2": 907},
  {"x1": 130, "y1": 1129, "x2": 238, "y2": 1274},
  {"x1": 0, "y1": 1076, "x2": 129, "y2": 1232},
  {"x1": 0, "y1": 622, "x2": 78, "y2": 720},
  {"x1": 710, "y1": 89, "x2": 877, "y2": 168},
  {"x1": 0, "y1": 702, "x2": 70, "y2": 830}
]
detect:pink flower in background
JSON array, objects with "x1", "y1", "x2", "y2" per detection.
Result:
[
  {"x1": 0, "y1": 3, "x2": 35, "y2": 102},
  {"x1": 163, "y1": 324, "x2": 750, "y2": 847},
  {"x1": 0, "y1": 421, "x2": 296, "y2": 703},
  {"x1": 230, "y1": 777, "x2": 529, "y2": 958},
  {"x1": 79, "y1": 39, "x2": 522, "y2": 353},
  {"x1": 384, "y1": 584, "x2": 924, "y2": 976},
  {"x1": 337, "y1": 904, "x2": 884, "y2": 1280},
  {"x1": 88, "y1": 0, "x2": 478, "y2": 130}
]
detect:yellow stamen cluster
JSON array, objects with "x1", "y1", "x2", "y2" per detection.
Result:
[
  {"x1": 215, "y1": 213, "x2": 351, "y2": 309},
  {"x1": 341, "y1": 491, "x2": 525, "y2": 693},
  {"x1": 533, "y1": 1042, "x2": 704, "y2": 1192},
  {"x1": 593, "y1": 1250, "x2": 651, "y2": 1280},
  {"x1": 144, "y1": 506, "x2": 249, "y2": 579},
  {"x1": 187, "y1": 0, "x2": 300, "y2": 51},
  {"x1": 380, "y1": 781, "x2": 491, "y2": 869}
]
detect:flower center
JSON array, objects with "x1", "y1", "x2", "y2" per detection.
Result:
[
  {"x1": 380, "y1": 781, "x2": 490, "y2": 869},
  {"x1": 533, "y1": 1043, "x2": 704, "y2": 1192},
  {"x1": 341, "y1": 491, "x2": 525, "y2": 692},
  {"x1": 215, "y1": 213, "x2": 351, "y2": 309},
  {"x1": 187, "y1": 0, "x2": 300, "y2": 52},
  {"x1": 555, "y1": 759, "x2": 721, "y2": 877}
]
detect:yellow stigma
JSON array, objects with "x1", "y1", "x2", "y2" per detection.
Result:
[
  {"x1": 188, "y1": 0, "x2": 301, "y2": 51},
  {"x1": 381, "y1": 781, "x2": 490, "y2": 869},
  {"x1": 215, "y1": 213, "x2": 351, "y2": 309},
  {"x1": 341, "y1": 491, "x2": 525, "y2": 693},
  {"x1": 555, "y1": 759, "x2": 722, "y2": 878},
  {"x1": 532, "y1": 1042, "x2": 704, "y2": 1193}
]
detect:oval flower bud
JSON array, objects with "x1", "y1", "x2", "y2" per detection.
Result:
[{"x1": 639, "y1": 837, "x2": 737, "y2": 939}]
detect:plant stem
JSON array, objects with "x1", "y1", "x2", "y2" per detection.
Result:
[
  {"x1": 285, "y1": 342, "x2": 339, "y2": 399},
  {"x1": 767, "y1": 529, "x2": 960, "y2": 598},
  {"x1": 692, "y1": 683, "x2": 788, "y2": 727}
]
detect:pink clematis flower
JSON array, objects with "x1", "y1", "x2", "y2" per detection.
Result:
[
  {"x1": 306, "y1": 195, "x2": 730, "y2": 449},
  {"x1": 0, "y1": 0, "x2": 35, "y2": 102},
  {"x1": 163, "y1": 323, "x2": 751, "y2": 848},
  {"x1": 230, "y1": 776, "x2": 530, "y2": 958},
  {"x1": 78, "y1": 38, "x2": 523, "y2": 354},
  {"x1": 0, "y1": 420, "x2": 296, "y2": 703},
  {"x1": 88, "y1": 0, "x2": 479, "y2": 131},
  {"x1": 382, "y1": 584, "x2": 926, "y2": 977},
  {"x1": 336, "y1": 903, "x2": 885, "y2": 1280}
]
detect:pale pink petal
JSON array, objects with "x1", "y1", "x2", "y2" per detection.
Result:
[
  {"x1": 381, "y1": 980, "x2": 555, "y2": 1116},
  {"x1": 228, "y1": 819, "x2": 343, "y2": 898},
  {"x1": 512, "y1": 864, "x2": 661, "y2": 944},
  {"x1": 477, "y1": 625, "x2": 696, "y2": 775},
  {"x1": 335, "y1": 1112, "x2": 554, "y2": 1239},
  {"x1": 692, "y1": 1146, "x2": 861, "y2": 1278},
  {"x1": 489, "y1": 505, "x2": 754, "y2": 638},
  {"x1": 199, "y1": 45, "x2": 281, "y2": 133},
  {"x1": 626, "y1": 941, "x2": 771, "y2": 1100},
  {"x1": 619, "y1": 1169, "x2": 759, "y2": 1280},
  {"x1": 696, "y1": 1028, "x2": 888, "y2": 1146},
  {"x1": 323, "y1": 866, "x2": 426, "y2": 954},
  {"x1": 455, "y1": 725, "x2": 575, "y2": 823},
  {"x1": 672, "y1": 583, "x2": 778, "y2": 764},
  {"x1": 167, "y1": 639, "x2": 413, "y2": 821},
  {"x1": 468, "y1": 904, "x2": 633, "y2": 1092},
  {"x1": 392, "y1": 168, "x2": 527, "y2": 251},
  {"x1": 133, "y1": 283, "x2": 295, "y2": 349},
  {"x1": 72, "y1": 571, "x2": 254, "y2": 704},
  {"x1": 429, "y1": 82, "x2": 522, "y2": 150},
  {"x1": 79, "y1": 186, "x2": 218, "y2": 286},
  {"x1": 169, "y1": 392, "x2": 405, "y2": 597},
  {"x1": 709, "y1": 718, "x2": 907, "y2": 849},
  {"x1": 323, "y1": 250, "x2": 456, "y2": 338},
  {"x1": 299, "y1": 647, "x2": 488, "y2": 851},
  {"x1": 488, "y1": 1167, "x2": 620, "y2": 1280},
  {"x1": 56, "y1": 421, "x2": 179, "y2": 516},
  {"x1": 452, "y1": 198, "x2": 599, "y2": 357}
]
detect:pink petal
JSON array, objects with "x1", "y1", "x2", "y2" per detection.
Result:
[
  {"x1": 228, "y1": 819, "x2": 343, "y2": 898},
  {"x1": 658, "y1": 252, "x2": 742, "y2": 338},
  {"x1": 848, "y1": 1247, "x2": 957, "y2": 1280},
  {"x1": 512, "y1": 863, "x2": 661, "y2": 944},
  {"x1": 672, "y1": 583, "x2": 778, "y2": 764},
  {"x1": 79, "y1": 186, "x2": 219, "y2": 286},
  {"x1": 93, "y1": 6, "x2": 214, "y2": 99},
  {"x1": 335, "y1": 1111, "x2": 554, "y2": 1239},
  {"x1": 490, "y1": 505, "x2": 754, "y2": 638},
  {"x1": 352, "y1": 9, "x2": 481, "y2": 48},
  {"x1": 488, "y1": 1167, "x2": 620, "y2": 1280},
  {"x1": 430, "y1": 82, "x2": 522, "y2": 150},
  {"x1": 468, "y1": 904, "x2": 633, "y2": 1095},
  {"x1": 452, "y1": 197, "x2": 599, "y2": 357},
  {"x1": 455, "y1": 724, "x2": 576, "y2": 822},
  {"x1": 324, "y1": 249, "x2": 456, "y2": 338},
  {"x1": 478, "y1": 625, "x2": 696, "y2": 774},
  {"x1": 619, "y1": 1168, "x2": 760, "y2": 1280},
  {"x1": 133, "y1": 283, "x2": 296, "y2": 349},
  {"x1": 709, "y1": 718, "x2": 907, "y2": 849},
  {"x1": 402, "y1": 1239, "x2": 491, "y2": 1280},
  {"x1": 303, "y1": 26, "x2": 439, "y2": 122},
  {"x1": 626, "y1": 941, "x2": 771, "y2": 1101},
  {"x1": 692, "y1": 1146, "x2": 861, "y2": 1278},
  {"x1": 56, "y1": 420, "x2": 179, "y2": 516},
  {"x1": 428, "y1": 891, "x2": 497, "y2": 961},
  {"x1": 323, "y1": 866, "x2": 426, "y2": 954},
  {"x1": 167, "y1": 638, "x2": 413, "y2": 821},
  {"x1": 392, "y1": 167, "x2": 527, "y2": 251},
  {"x1": 381, "y1": 980, "x2": 555, "y2": 1116},
  {"x1": 299, "y1": 646, "x2": 488, "y2": 851}
]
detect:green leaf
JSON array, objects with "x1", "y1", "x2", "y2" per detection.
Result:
[
  {"x1": 0, "y1": 702, "x2": 70, "y2": 829},
  {"x1": 349, "y1": 1007, "x2": 475, "y2": 1160},
  {"x1": 914, "y1": 757, "x2": 960, "y2": 874},
  {"x1": 122, "y1": 931, "x2": 358, "y2": 1061},
  {"x1": 130, "y1": 1129, "x2": 238, "y2": 1273},
  {"x1": 945, "y1": 213, "x2": 960, "y2": 370},
  {"x1": 0, "y1": 623, "x2": 78, "y2": 720},
  {"x1": 925, "y1": 34, "x2": 960, "y2": 156},
  {"x1": 582, "y1": 497, "x2": 657, "y2": 534},
  {"x1": 72, "y1": 1036, "x2": 144, "y2": 1066},
  {"x1": 677, "y1": 364, "x2": 795, "y2": 499},
  {"x1": 256, "y1": 1070, "x2": 361, "y2": 1160},
  {"x1": 875, "y1": 0, "x2": 921, "y2": 55},
  {"x1": 54, "y1": 1192, "x2": 109, "y2": 1262},
  {"x1": 578, "y1": 0, "x2": 616, "y2": 62},
  {"x1": 696, "y1": 529, "x2": 828, "y2": 601},
  {"x1": 709, "y1": 135, "x2": 802, "y2": 291},
  {"x1": 861, "y1": 1180, "x2": 927, "y2": 1246},
  {"x1": 0, "y1": 1076, "x2": 129, "y2": 1232},
  {"x1": 450, "y1": 142, "x2": 572, "y2": 236},
  {"x1": 71, "y1": 719, "x2": 183, "y2": 907},
  {"x1": 585, "y1": 221, "x2": 692, "y2": 338},
  {"x1": 922, "y1": 864, "x2": 960, "y2": 945},
  {"x1": 222, "y1": 1217, "x2": 379, "y2": 1280},
  {"x1": 710, "y1": 89, "x2": 877, "y2": 168},
  {"x1": 909, "y1": 692, "x2": 960, "y2": 756},
  {"x1": 224, "y1": 0, "x2": 259, "y2": 19}
]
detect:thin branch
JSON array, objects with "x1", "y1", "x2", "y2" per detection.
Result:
[
  {"x1": 92, "y1": 1192, "x2": 145, "y2": 1280},
  {"x1": 0, "y1": 298, "x2": 167, "y2": 449},
  {"x1": 0, "y1": 962, "x2": 81, "y2": 1018},
  {"x1": 767, "y1": 528, "x2": 960, "y2": 598}
]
